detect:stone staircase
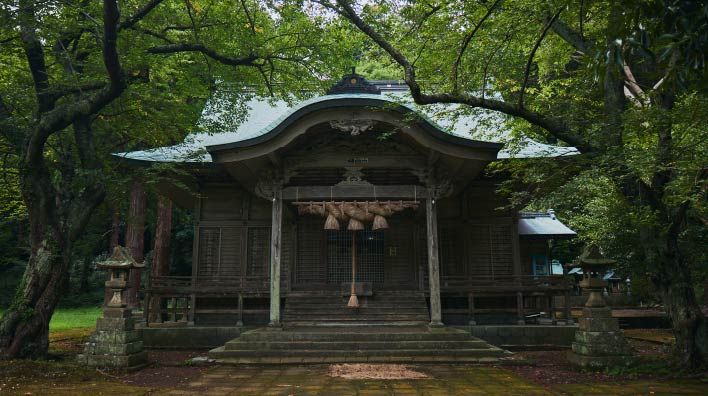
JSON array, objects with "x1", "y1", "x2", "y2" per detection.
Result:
[
  {"x1": 209, "y1": 326, "x2": 505, "y2": 364},
  {"x1": 282, "y1": 290, "x2": 430, "y2": 326}
]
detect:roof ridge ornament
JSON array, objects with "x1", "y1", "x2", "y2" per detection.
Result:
[{"x1": 327, "y1": 67, "x2": 381, "y2": 95}]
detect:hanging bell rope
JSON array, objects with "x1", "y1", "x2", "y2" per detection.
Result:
[{"x1": 348, "y1": 231, "x2": 359, "y2": 308}]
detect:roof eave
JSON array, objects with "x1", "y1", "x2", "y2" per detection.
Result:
[{"x1": 204, "y1": 97, "x2": 504, "y2": 154}]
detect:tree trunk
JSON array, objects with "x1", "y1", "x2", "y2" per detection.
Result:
[
  {"x1": 645, "y1": 226, "x2": 708, "y2": 368},
  {"x1": 110, "y1": 209, "x2": 121, "y2": 250},
  {"x1": 149, "y1": 196, "x2": 172, "y2": 322},
  {"x1": 0, "y1": 236, "x2": 69, "y2": 359},
  {"x1": 78, "y1": 256, "x2": 91, "y2": 293},
  {"x1": 124, "y1": 180, "x2": 146, "y2": 309}
]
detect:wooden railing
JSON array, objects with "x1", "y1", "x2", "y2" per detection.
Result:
[
  {"x1": 439, "y1": 275, "x2": 574, "y2": 325},
  {"x1": 143, "y1": 275, "x2": 270, "y2": 326},
  {"x1": 144, "y1": 274, "x2": 574, "y2": 326},
  {"x1": 441, "y1": 275, "x2": 572, "y2": 293}
]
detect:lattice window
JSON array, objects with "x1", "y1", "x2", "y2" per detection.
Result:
[
  {"x1": 440, "y1": 226, "x2": 466, "y2": 278},
  {"x1": 490, "y1": 224, "x2": 513, "y2": 277},
  {"x1": 358, "y1": 229, "x2": 385, "y2": 284},
  {"x1": 468, "y1": 224, "x2": 492, "y2": 277},
  {"x1": 247, "y1": 227, "x2": 270, "y2": 277},
  {"x1": 197, "y1": 227, "x2": 220, "y2": 277},
  {"x1": 295, "y1": 218, "x2": 326, "y2": 284},
  {"x1": 219, "y1": 227, "x2": 244, "y2": 278},
  {"x1": 326, "y1": 228, "x2": 384, "y2": 284}
]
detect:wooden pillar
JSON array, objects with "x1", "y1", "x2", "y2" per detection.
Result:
[
  {"x1": 468, "y1": 292, "x2": 476, "y2": 326},
  {"x1": 237, "y1": 293, "x2": 244, "y2": 327},
  {"x1": 426, "y1": 197, "x2": 443, "y2": 327},
  {"x1": 564, "y1": 290, "x2": 572, "y2": 324},
  {"x1": 125, "y1": 180, "x2": 146, "y2": 309},
  {"x1": 149, "y1": 196, "x2": 172, "y2": 322},
  {"x1": 516, "y1": 291, "x2": 525, "y2": 325},
  {"x1": 511, "y1": 215, "x2": 522, "y2": 283},
  {"x1": 269, "y1": 186, "x2": 283, "y2": 327},
  {"x1": 189, "y1": 197, "x2": 201, "y2": 326}
]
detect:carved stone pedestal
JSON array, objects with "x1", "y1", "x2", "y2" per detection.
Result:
[
  {"x1": 77, "y1": 307, "x2": 147, "y2": 370},
  {"x1": 567, "y1": 306, "x2": 632, "y2": 368}
]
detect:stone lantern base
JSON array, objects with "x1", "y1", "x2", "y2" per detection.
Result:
[
  {"x1": 567, "y1": 306, "x2": 633, "y2": 368},
  {"x1": 77, "y1": 307, "x2": 147, "y2": 371}
]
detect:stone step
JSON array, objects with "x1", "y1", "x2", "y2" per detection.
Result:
[
  {"x1": 282, "y1": 316, "x2": 431, "y2": 323},
  {"x1": 284, "y1": 311, "x2": 428, "y2": 320},
  {"x1": 284, "y1": 303, "x2": 428, "y2": 308},
  {"x1": 212, "y1": 355, "x2": 501, "y2": 364},
  {"x1": 284, "y1": 321, "x2": 430, "y2": 327},
  {"x1": 283, "y1": 310, "x2": 430, "y2": 315},
  {"x1": 286, "y1": 300, "x2": 426, "y2": 304},
  {"x1": 224, "y1": 340, "x2": 492, "y2": 351},
  {"x1": 210, "y1": 347, "x2": 504, "y2": 359},
  {"x1": 282, "y1": 315, "x2": 430, "y2": 320},
  {"x1": 237, "y1": 329, "x2": 472, "y2": 342}
]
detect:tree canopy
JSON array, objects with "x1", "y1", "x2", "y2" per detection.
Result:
[{"x1": 316, "y1": 0, "x2": 707, "y2": 367}]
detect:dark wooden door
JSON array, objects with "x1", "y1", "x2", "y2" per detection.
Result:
[{"x1": 383, "y1": 217, "x2": 417, "y2": 289}]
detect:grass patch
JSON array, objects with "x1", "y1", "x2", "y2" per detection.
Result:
[
  {"x1": 49, "y1": 306, "x2": 101, "y2": 331},
  {"x1": 0, "y1": 306, "x2": 101, "y2": 332}
]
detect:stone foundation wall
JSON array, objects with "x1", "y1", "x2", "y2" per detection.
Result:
[
  {"x1": 141, "y1": 326, "x2": 241, "y2": 349},
  {"x1": 467, "y1": 325, "x2": 577, "y2": 348},
  {"x1": 554, "y1": 294, "x2": 636, "y2": 308}
]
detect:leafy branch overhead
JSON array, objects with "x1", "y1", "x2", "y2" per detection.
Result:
[
  {"x1": 316, "y1": 0, "x2": 706, "y2": 368},
  {"x1": 0, "y1": 0, "x2": 352, "y2": 360}
]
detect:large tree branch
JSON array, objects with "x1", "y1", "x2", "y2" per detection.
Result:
[
  {"x1": 68, "y1": 116, "x2": 105, "y2": 240},
  {"x1": 549, "y1": 17, "x2": 595, "y2": 57},
  {"x1": 18, "y1": 0, "x2": 53, "y2": 114},
  {"x1": 147, "y1": 43, "x2": 258, "y2": 66},
  {"x1": 334, "y1": 0, "x2": 592, "y2": 152},
  {"x1": 119, "y1": 0, "x2": 164, "y2": 30},
  {"x1": 28, "y1": 0, "x2": 126, "y2": 165},
  {"x1": 519, "y1": 8, "x2": 563, "y2": 108},
  {"x1": 452, "y1": 0, "x2": 502, "y2": 92}
]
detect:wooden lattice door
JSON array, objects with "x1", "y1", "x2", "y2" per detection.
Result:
[{"x1": 383, "y1": 217, "x2": 417, "y2": 289}]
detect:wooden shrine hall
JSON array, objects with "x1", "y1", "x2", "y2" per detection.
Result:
[{"x1": 118, "y1": 72, "x2": 578, "y2": 337}]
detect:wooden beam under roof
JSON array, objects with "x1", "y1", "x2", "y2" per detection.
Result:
[{"x1": 281, "y1": 184, "x2": 430, "y2": 200}]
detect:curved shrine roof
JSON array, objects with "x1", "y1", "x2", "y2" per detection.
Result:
[{"x1": 115, "y1": 78, "x2": 578, "y2": 164}]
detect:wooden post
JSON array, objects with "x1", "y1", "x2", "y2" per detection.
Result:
[
  {"x1": 125, "y1": 180, "x2": 146, "y2": 309},
  {"x1": 237, "y1": 293, "x2": 244, "y2": 327},
  {"x1": 149, "y1": 196, "x2": 172, "y2": 323},
  {"x1": 269, "y1": 186, "x2": 283, "y2": 328},
  {"x1": 426, "y1": 197, "x2": 443, "y2": 327},
  {"x1": 564, "y1": 290, "x2": 572, "y2": 325},
  {"x1": 170, "y1": 297, "x2": 177, "y2": 322},
  {"x1": 189, "y1": 197, "x2": 201, "y2": 327},
  {"x1": 516, "y1": 291, "x2": 525, "y2": 325},
  {"x1": 468, "y1": 292, "x2": 476, "y2": 326}
]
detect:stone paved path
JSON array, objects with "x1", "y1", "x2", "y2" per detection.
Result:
[{"x1": 159, "y1": 365, "x2": 550, "y2": 395}]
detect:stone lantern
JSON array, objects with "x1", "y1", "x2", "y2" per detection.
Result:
[
  {"x1": 78, "y1": 246, "x2": 147, "y2": 370},
  {"x1": 568, "y1": 245, "x2": 632, "y2": 367}
]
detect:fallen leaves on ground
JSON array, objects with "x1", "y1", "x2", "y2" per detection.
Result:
[{"x1": 327, "y1": 363, "x2": 429, "y2": 379}]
